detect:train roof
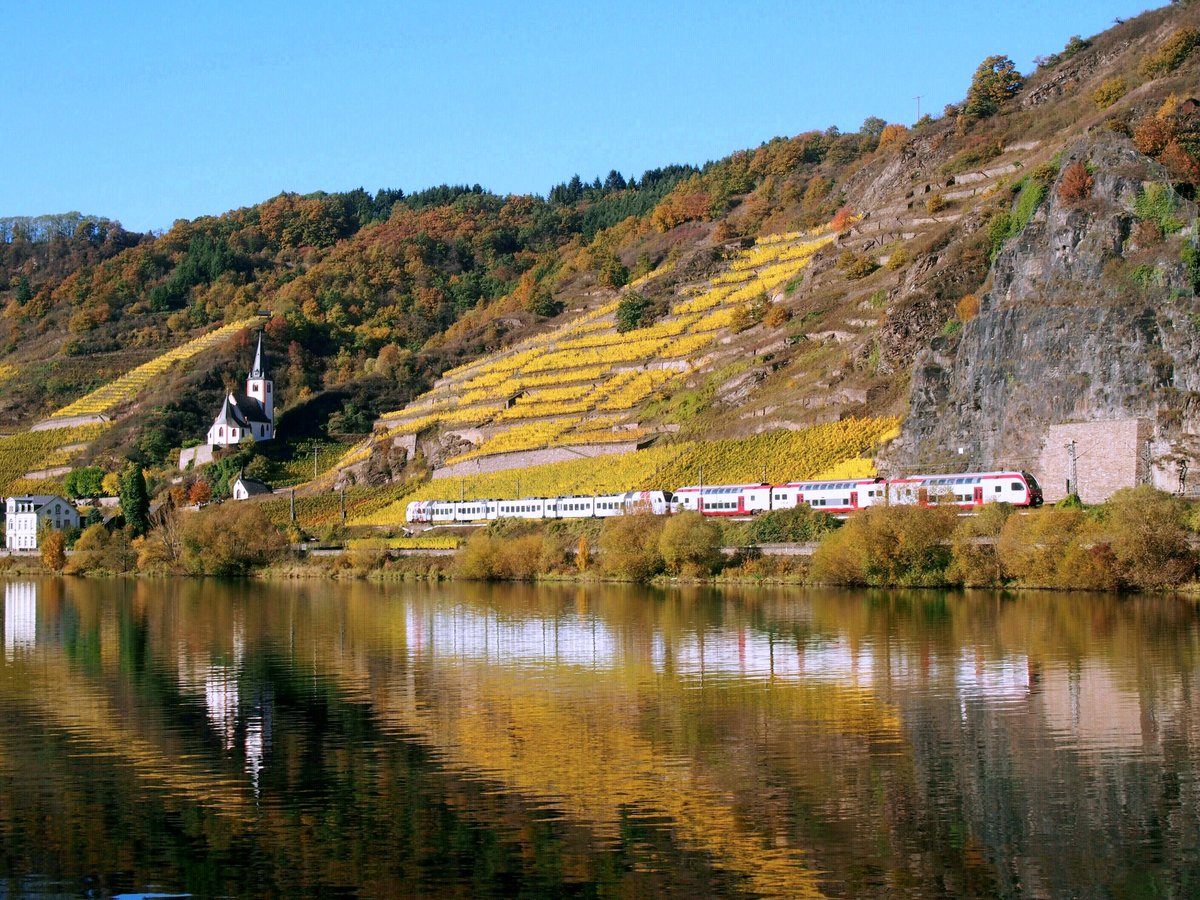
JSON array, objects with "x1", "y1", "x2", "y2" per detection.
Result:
[{"x1": 891, "y1": 471, "x2": 1028, "y2": 484}]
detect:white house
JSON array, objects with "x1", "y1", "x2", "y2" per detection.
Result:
[
  {"x1": 4, "y1": 495, "x2": 80, "y2": 551},
  {"x1": 207, "y1": 332, "x2": 275, "y2": 448},
  {"x1": 232, "y1": 474, "x2": 273, "y2": 501}
]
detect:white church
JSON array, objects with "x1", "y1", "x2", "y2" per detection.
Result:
[{"x1": 206, "y1": 332, "x2": 275, "y2": 447}]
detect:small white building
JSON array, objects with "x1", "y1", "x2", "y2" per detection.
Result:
[
  {"x1": 4, "y1": 495, "x2": 80, "y2": 551},
  {"x1": 232, "y1": 474, "x2": 273, "y2": 501},
  {"x1": 207, "y1": 332, "x2": 275, "y2": 448}
]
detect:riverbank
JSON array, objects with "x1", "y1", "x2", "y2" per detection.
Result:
[{"x1": 16, "y1": 485, "x2": 1200, "y2": 593}]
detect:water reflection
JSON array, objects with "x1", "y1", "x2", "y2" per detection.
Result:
[{"x1": 0, "y1": 578, "x2": 1197, "y2": 897}]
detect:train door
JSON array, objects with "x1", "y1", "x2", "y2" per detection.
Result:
[
  {"x1": 917, "y1": 488, "x2": 928, "y2": 506},
  {"x1": 737, "y1": 494, "x2": 745, "y2": 514},
  {"x1": 973, "y1": 486, "x2": 983, "y2": 506},
  {"x1": 850, "y1": 488, "x2": 860, "y2": 510}
]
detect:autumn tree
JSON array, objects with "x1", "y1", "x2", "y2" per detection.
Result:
[
  {"x1": 961, "y1": 55, "x2": 1023, "y2": 123},
  {"x1": 40, "y1": 528, "x2": 66, "y2": 572},
  {"x1": 1057, "y1": 162, "x2": 1094, "y2": 205},
  {"x1": 119, "y1": 461, "x2": 150, "y2": 537}
]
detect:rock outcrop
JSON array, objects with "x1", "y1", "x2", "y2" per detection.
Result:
[{"x1": 891, "y1": 132, "x2": 1200, "y2": 474}]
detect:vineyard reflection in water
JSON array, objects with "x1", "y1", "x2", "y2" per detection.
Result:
[{"x1": 1, "y1": 580, "x2": 1199, "y2": 897}]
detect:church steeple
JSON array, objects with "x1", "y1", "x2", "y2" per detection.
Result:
[
  {"x1": 245, "y1": 331, "x2": 274, "y2": 438},
  {"x1": 250, "y1": 331, "x2": 266, "y2": 379}
]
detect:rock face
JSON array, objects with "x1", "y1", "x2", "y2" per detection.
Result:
[{"x1": 892, "y1": 133, "x2": 1200, "y2": 476}]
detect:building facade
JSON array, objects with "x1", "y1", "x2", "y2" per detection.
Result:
[{"x1": 4, "y1": 495, "x2": 80, "y2": 551}]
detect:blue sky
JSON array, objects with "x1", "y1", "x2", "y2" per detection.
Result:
[{"x1": 4, "y1": 1, "x2": 1165, "y2": 233}]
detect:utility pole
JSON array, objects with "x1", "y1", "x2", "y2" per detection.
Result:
[
  {"x1": 290, "y1": 488, "x2": 296, "y2": 523},
  {"x1": 699, "y1": 464, "x2": 704, "y2": 513},
  {"x1": 340, "y1": 486, "x2": 346, "y2": 522},
  {"x1": 914, "y1": 95, "x2": 922, "y2": 122},
  {"x1": 313, "y1": 444, "x2": 318, "y2": 480},
  {"x1": 1065, "y1": 441, "x2": 1078, "y2": 498}
]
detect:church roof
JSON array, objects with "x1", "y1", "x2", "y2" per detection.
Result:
[{"x1": 212, "y1": 392, "x2": 270, "y2": 428}]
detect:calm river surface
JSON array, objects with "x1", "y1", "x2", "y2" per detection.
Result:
[{"x1": 1, "y1": 578, "x2": 1198, "y2": 898}]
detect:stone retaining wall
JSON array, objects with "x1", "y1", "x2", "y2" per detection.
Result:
[{"x1": 433, "y1": 441, "x2": 642, "y2": 480}]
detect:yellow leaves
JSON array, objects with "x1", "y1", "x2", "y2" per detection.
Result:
[
  {"x1": 0, "y1": 424, "x2": 111, "y2": 495},
  {"x1": 51, "y1": 318, "x2": 259, "y2": 418}
]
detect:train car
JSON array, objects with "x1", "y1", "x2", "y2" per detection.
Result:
[
  {"x1": 770, "y1": 478, "x2": 886, "y2": 513},
  {"x1": 549, "y1": 496, "x2": 596, "y2": 518},
  {"x1": 887, "y1": 471, "x2": 1043, "y2": 508},
  {"x1": 406, "y1": 500, "x2": 430, "y2": 523},
  {"x1": 494, "y1": 497, "x2": 551, "y2": 519},
  {"x1": 621, "y1": 490, "x2": 675, "y2": 515},
  {"x1": 453, "y1": 499, "x2": 495, "y2": 522},
  {"x1": 673, "y1": 484, "x2": 771, "y2": 516}
]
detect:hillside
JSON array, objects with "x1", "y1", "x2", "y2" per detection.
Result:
[{"x1": 3, "y1": 3, "x2": 1200, "y2": 511}]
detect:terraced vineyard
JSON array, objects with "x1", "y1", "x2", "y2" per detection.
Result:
[
  {"x1": 257, "y1": 481, "x2": 418, "y2": 529},
  {"x1": 374, "y1": 229, "x2": 839, "y2": 465},
  {"x1": 48, "y1": 318, "x2": 260, "y2": 419},
  {"x1": 350, "y1": 417, "x2": 898, "y2": 526},
  {"x1": 0, "y1": 424, "x2": 111, "y2": 496}
]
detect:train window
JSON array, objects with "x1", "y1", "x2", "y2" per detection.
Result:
[
  {"x1": 994, "y1": 485, "x2": 1002, "y2": 493},
  {"x1": 1011, "y1": 482, "x2": 1022, "y2": 491}
]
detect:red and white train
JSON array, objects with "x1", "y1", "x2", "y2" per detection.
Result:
[{"x1": 406, "y1": 471, "x2": 1042, "y2": 523}]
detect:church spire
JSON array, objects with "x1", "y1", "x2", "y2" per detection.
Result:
[{"x1": 250, "y1": 331, "x2": 266, "y2": 378}]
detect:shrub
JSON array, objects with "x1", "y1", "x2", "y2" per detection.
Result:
[
  {"x1": 65, "y1": 523, "x2": 112, "y2": 574},
  {"x1": 730, "y1": 504, "x2": 836, "y2": 544},
  {"x1": 809, "y1": 505, "x2": 958, "y2": 586},
  {"x1": 1159, "y1": 140, "x2": 1200, "y2": 184},
  {"x1": 885, "y1": 247, "x2": 909, "y2": 270},
  {"x1": 180, "y1": 503, "x2": 287, "y2": 575},
  {"x1": 1092, "y1": 77, "x2": 1127, "y2": 110},
  {"x1": 830, "y1": 206, "x2": 856, "y2": 233},
  {"x1": 996, "y1": 507, "x2": 1116, "y2": 589},
  {"x1": 40, "y1": 530, "x2": 66, "y2": 572},
  {"x1": 763, "y1": 303, "x2": 791, "y2": 328},
  {"x1": 837, "y1": 251, "x2": 878, "y2": 280},
  {"x1": 948, "y1": 502, "x2": 1014, "y2": 586},
  {"x1": 926, "y1": 193, "x2": 947, "y2": 214},
  {"x1": 1139, "y1": 26, "x2": 1200, "y2": 78},
  {"x1": 1102, "y1": 486, "x2": 1195, "y2": 589},
  {"x1": 877, "y1": 124, "x2": 909, "y2": 151},
  {"x1": 1133, "y1": 115, "x2": 1177, "y2": 157},
  {"x1": 599, "y1": 514, "x2": 665, "y2": 581},
  {"x1": 1134, "y1": 182, "x2": 1184, "y2": 234},
  {"x1": 1057, "y1": 162, "x2": 1094, "y2": 205},
  {"x1": 658, "y1": 512, "x2": 723, "y2": 576},
  {"x1": 956, "y1": 294, "x2": 981, "y2": 322}
]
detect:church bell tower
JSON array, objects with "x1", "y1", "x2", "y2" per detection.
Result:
[{"x1": 245, "y1": 332, "x2": 274, "y2": 437}]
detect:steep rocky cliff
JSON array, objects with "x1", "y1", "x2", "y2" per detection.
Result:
[{"x1": 891, "y1": 131, "x2": 1200, "y2": 477}]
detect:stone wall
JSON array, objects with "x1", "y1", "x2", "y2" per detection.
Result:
[
  {"x1": 432, "y1": 441, "x2": 642, "y2": 481},
  {"x1": 1037, "y1": 419, "x2": 1150, "y2": 504},
  {"x1": 178, "y1": 445, "x2": 215, "y2": 471}
]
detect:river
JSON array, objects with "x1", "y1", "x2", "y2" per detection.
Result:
[{"x1": 0, "y1": 578, "x2": 1197, "y2": 898}]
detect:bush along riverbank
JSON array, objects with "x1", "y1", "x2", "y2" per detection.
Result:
[{"x1": 8, "y1": 486, "x2": 1200, "y2": 593}]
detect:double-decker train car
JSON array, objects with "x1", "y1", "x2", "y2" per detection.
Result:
[
  {"x1": 673, "y1": 484, "x2": 772, "y2": 515},
  {"x1": 406, "y1": 490, "x2": 674, "y2": 524},
  {"x1": 886, "y1": 471, "x2": 1043, "y2": 508},
  {"x1": 769, "y1": 478, "x2": 887, "y2": 513}
]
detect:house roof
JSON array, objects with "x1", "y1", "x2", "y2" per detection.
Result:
[
  {"x1": 7, "y1": 494, "x2": 71, "y2": 508},
  {"x1": 233, "y1": 475, "x2": 272, "y2": 496}
]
